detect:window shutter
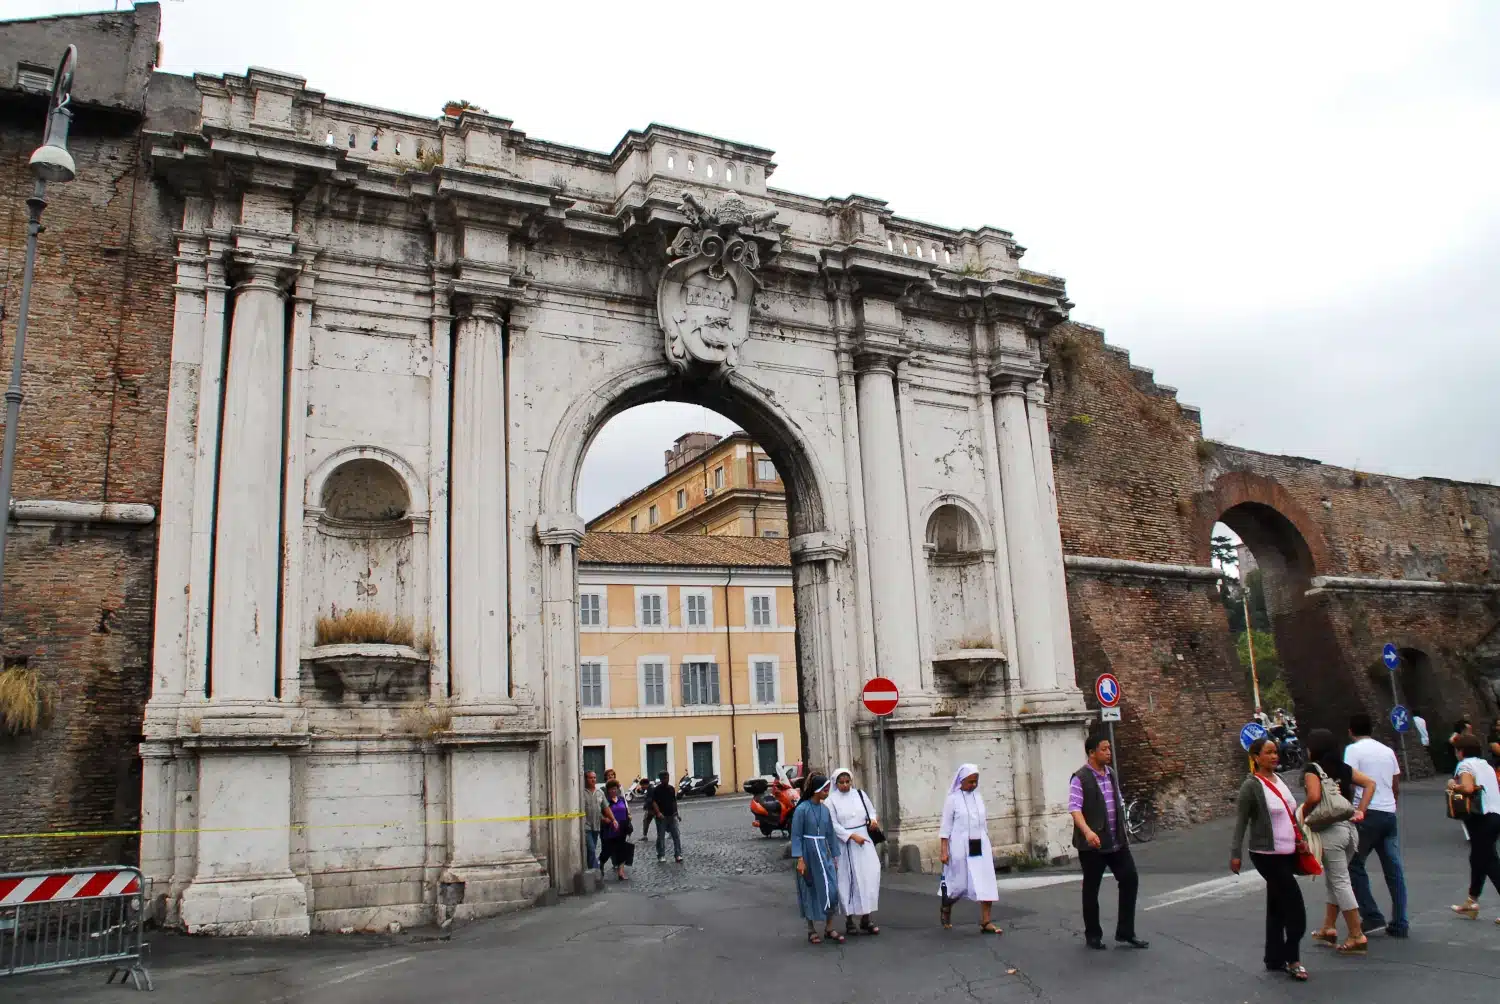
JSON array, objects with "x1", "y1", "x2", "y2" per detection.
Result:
[
  {"x1": 709, "y1": 663, "x2": 721, "y2": 704},
  {"x1": 680, "y1": 663, "x2": 691, "y2": 704}
]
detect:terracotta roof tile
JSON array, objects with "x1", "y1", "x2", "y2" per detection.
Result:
[{"x1": 578, "y1": 532, "x2": 790, "y2": 568}]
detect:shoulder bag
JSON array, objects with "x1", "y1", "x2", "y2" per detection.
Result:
[
  {"x1": 1447, "y1": 767, "x2": 1482, "y2": 820},
  {"x1": 1254, "y1": 773, "x2": 1322, "y2": 877},
  {"x1": 860, "y1": 790, "x2": 886, "y2": 844},
  {"x1": 1304, "y1": 764, "x2": 1355, "y2": 830}
]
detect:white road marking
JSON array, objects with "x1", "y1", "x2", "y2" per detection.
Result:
[
  {"x1": 994, "y1": 874, "x2": 1084, "y2": 891},
  {"x1": 321, "y1": 956, "x2": 415, "y2": 986},
  {"x1": 1143, "y1": 872, "x2": 1262, "y2": 911}
]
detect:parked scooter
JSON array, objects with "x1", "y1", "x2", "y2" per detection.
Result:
[
  {"x1": 750, "y1": 778, "x2": 798, "y2": 837},
  {"x1": 627, "y1": 777, "x2": 656, "y2": 804},
  {"x1": 677, "y1": 773, "x2": 719, "y2": 798}
]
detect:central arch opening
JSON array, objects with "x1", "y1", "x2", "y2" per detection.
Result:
[{"x1": 572, "y1": 390, "x2": 820, "y2": 814}]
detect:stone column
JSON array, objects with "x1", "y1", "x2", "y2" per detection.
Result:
[
  {"x1": 855, "y1": 353, "x2": 923, "y2": 696},
  {"x1": 208, "y1": 260, "x2": 290, "y2": 700},
  {"x1": 991, "y1": 370, "x2": 1058, "y2": 694},
  {"x1": 180, "y1": 251, "x2": 309, "y2": 936},
  {"x1": 538, "y1": 514, "x2": 585, "y2": 893},
  {"x1": 449, "y1": 297, "x2": 508, "y2": 703},
  {"x1": 1026, "y1": 380, "x2": 1078, "y2": 692}
]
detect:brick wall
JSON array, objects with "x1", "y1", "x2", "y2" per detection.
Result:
[
  {"x1": 1046, "y1": 321, "x2": 1500, "y2": 812},
  {"x1": 0, "y1": 98, "x2": 178, "y2": 870}
]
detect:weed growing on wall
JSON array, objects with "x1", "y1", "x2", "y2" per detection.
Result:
[
  {"x1": 315, "y1": 609, "x2": 416, "y2": 647},
  {"x1": 0, "y1": 665, "x2": 53, "y2": 735}
]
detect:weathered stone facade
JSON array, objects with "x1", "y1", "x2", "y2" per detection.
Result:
[{"x1": 0, "y1": 4, "x2": 174, "y2": 871}]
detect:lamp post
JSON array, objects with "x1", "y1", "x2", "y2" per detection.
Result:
[{"x1": 0, "y1": 45, "x2": 77, "y2": 623}]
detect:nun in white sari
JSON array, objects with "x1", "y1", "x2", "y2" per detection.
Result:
[
  {"x1": 939, "y1": 762, "x2": 1002, "y2": 935},
  {"x1": 828, "y1": 767, "x2": 881, "y2": 936}
]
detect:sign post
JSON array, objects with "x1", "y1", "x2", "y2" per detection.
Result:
[
  {"x1": 862, "y1": 678, "x2": 900, "y2": 867},
  {"x1": 1382, "y1": 643, "x2": 1411, "y2": 782},
  {"x1": 1095, "y1": 674, "x2": 1124, "y2": 794}
]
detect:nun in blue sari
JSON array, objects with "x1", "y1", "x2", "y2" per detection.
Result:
[{"x1": 791, "y1": 773, "x2": 844, "y2": 944}]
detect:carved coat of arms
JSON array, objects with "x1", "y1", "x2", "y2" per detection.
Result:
[{"x1": 657, "y1": 192, "x2": 777, "y2": 378}]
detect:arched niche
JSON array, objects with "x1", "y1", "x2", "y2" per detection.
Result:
[
  {"x1": 301, "y1": 450, "x2": 429, "y2": 662},
  {"x1": 922, "y1": 499, "x2": 1004, "y2": 686}
]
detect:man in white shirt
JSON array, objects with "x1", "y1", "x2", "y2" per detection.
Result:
[
  {"x1": 1412, "y1": 712, "x2": 1429, "y2": 748},
  {"x1": 1344, "y1": 713, "x2": 1408, "y2": 937}
]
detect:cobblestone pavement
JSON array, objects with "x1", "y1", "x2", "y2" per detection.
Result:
[{"x1": 606, "y1": 794, "x2": 791, "y2": 895}]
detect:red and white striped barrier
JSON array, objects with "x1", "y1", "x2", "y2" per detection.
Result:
[{"x1": 0, "y1": 868, "x2": 140, "y2": 906}]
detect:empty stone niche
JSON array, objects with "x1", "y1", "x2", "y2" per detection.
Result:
[
  {"x1": 303, "y1": 456, "x2": 429, "y2": 704},
  {"x1": 924, "y1": 503, "x2": 1006, "y2": 687}
]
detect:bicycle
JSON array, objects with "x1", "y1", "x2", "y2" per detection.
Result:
[{"x1": 1125, "y1": 796, "x2": 1156, "y2": 843}]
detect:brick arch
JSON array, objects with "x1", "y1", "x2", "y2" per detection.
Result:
[{"x1": 1194, "y1": 470, "x2": 1332, "y2": 575}]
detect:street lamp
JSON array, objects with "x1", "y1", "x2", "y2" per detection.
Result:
[{"x1": 0, "y1": 45, "x2": 77, "y2": 620}]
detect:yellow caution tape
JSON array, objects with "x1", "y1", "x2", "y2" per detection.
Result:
[{"x1": 0, "y1": 811, "x2": 585, "y2": 841}]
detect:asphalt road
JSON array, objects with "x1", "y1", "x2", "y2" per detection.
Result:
[{"x1": 8, "y1": 780, "x2": 1499, "y2": 1003}]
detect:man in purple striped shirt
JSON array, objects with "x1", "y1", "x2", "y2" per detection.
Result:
[{"x1": 1069, "y1": 735, "x2": 1147, "y2": 951}]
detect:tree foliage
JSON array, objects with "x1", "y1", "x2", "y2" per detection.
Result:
[{"x1": 1234, "y1": 629, "x2": 1294, "y2": 713}]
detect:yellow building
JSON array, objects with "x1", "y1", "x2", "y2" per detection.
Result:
[
  {"x1": 587, "y1": 431, "x2": 788, "y2": 538},
  {"x1": 577, "y1": 533, "x2": 802, "y2": 792}
]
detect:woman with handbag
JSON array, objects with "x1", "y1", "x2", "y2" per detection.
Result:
[
  {"x1": 939, "y1": 764, "x2": 1002, "y2": 935},
  {"x1": 1231, "y1": 736, "x2": 1314, "y2": 981},
  {"x1": 598, "y1": 779, "x2": 634, "y2": 881},
  {"x1": 1447, "y1": 733, "x2": 1500, "y2": 922},
  {"x1": 828, "y1": 768, "x2": 882, "y2": 937},
  {"x1": 1300, "y1": 728, "x2": 1377, "y2": 954}
]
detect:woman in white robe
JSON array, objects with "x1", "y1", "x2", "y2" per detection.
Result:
[
  {"x1": 828, "y1": 767, "x2": 882, "y2": 936},
  {"x1": 939, "y1": 762, "x2": 1002, "y2": 934}
]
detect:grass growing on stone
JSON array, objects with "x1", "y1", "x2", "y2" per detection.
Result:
[
  {"x1": 0, "y1": 665, "x2": 52, "y2": 735},
  {"x1": 316, "y1": 609, "x2": 416, "y2": 647}
]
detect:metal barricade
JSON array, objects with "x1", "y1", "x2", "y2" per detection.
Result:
[{"x1": 0, "y1": 865, "x2": 152, "y2": 990}]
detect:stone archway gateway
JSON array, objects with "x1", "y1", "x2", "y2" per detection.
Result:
[{"x1": 141, "y1": 69, "x2": 1090, "y2": 934}]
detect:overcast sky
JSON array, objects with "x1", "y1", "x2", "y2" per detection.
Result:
[{"x1": 18, "y1": 1, "x2": 1498, "y2": 517}]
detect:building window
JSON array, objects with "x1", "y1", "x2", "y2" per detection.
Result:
[
  {"x1": 714, "y1": 466, "x2": 725, "y2": 490},
  {"x1": 644, "y1": 742, "x2": 669, "y2": 780},
  {"x1": 578, "y1": 592, "x2": 601, "y2": 626},
  {"x1": 756, "y1": 459, "x2": 776, "y2": 482},
  {"x1": 648, "y1": 504, "x2": 659, "y2": 526},
  {"x1": 629, "y1": 515, "x2": 638, "y2": 531},
  {"x1": 676, "y1": 488, "x2": 687, "y2": 510},
  {"x1": 754, "y1": 659, "x2": 777, "y2": 704},
  {"x1": 749, "y1": 593, "x2": 773, "y2": 628},
  {"x1": 685, "y1": 592, "x2": 707, "y2": 627},
  {"x1": 639, "y1": 592, "x2": 663, "y2": 627},
  {"x1": 757, "y1": 737, "x2": 780, "y2": 776},
  {"x1": 761, "y1": 529, "x2": 780, "y2": 538},
  {"x1": 580, "y1": 661, "x2": 604, "y2": 708},
  {"x1": 680, "y1": 661, "x2": 721, "y2": 705},
  {"x1": 691, "y1": 740, "x2": 715, "y2": 779},
  {"x1": 640, "y1": 661, "x2": 666, "y2": 707},
  {"x1": 583, "y1": 744, "x2": 607, "y2": 779}
]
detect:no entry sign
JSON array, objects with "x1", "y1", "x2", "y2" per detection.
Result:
[{"x1": 862, "y1": 677, "x2": 900, "y2": 717}]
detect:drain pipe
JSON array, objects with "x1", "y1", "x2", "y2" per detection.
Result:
[{"x1": 723, "y1": 567, "x2": 741, "y2": 790}]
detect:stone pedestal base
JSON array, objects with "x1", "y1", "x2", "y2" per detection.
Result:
[
  {"x1": 441, "y1": 859, "x2": 549, "y2": 921},
  {"x1": 180, "y1": 875, "x2": 309, "y2": 936}
]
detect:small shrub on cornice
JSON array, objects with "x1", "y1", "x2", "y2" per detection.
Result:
[
  {"x1": 1195, "y1": 439, "x2": 1215, "y2": 461},
  {"x1": 1352, "y1": 471, "x2": 1369, "y2": 487},
  {"x1": 415, "y1": 147, "x2": 443, "y2": 171},
  {"x1": 0, "y1": 664, "x2": 53, "y2": 735},
  {"x1": 401, "y1": 699, "x2": 452, "y2": 739}
]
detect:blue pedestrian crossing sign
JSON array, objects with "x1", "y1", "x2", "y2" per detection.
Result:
[
  {"x1": 1382, "y1": 643, "x2": 1399, "y2": 670},
  {"x1": 1240, "y1": 722, "x2": 1268, "y2": 751},
  {"x1": 1390, "y1": 705, "x2": 1411, "y2": 733}
]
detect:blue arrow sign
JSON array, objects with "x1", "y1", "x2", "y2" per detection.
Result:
[
  {"x1": 1382, "y1": 643, "x2": 1399, "y2": 670},
  {"x1": 1240, "y1": 722, "x2": 1268, "y2": 752},
  {"x1": 1390, "y1": 705, "x2": 1410, "y2": 733}
]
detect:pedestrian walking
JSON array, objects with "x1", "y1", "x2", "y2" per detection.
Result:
[
  {"x1": 1301, "y1": 728, "x2": 1376, "y2": 955},
  {"x1": 1448, "y1": 719, "x2": 1474, "y2": 774},
  {"x1": 598, "y1": 779, "x2": 634, "y2": 881},
  {"x1": 939, "y1": 763, "x2": 1002, "y2": 935},
  {"x1": 827, "y1": 767, "x2": 881, "y2": 937},
  {"x1": 1344, "y1": 713, "x2": 1409, "y2": 937},
  {"x1": 1447, "y1": 733, "x2": 1500, "y2": 923},
  {"x1": 1068, "y1": 734, "x2": 1147, "y2": 950},
  {"x1": 648, "y1": 770, "x2": 682, "y2": 863},
  {"x1": 791, "y1": 773, "x2": 844, "y2": 945},
  {"x1": 1231, "y1": 736, "x2": 1310, "y2": 981},
  {"x1": 582, "y1": 770, "x2": 605, "y2": 872}
]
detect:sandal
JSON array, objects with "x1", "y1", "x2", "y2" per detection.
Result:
[
  {"x1": 1335, "y1": 939, "x2": 1367, "y2": 955},
  {"x1": 860, "y1": 919, "x2": 880, "y2": 936},
  {"x1": 846, "y1": 918, "x2": 859, "y2": 937},
  {"x1": 823, "y1": 929, "x2": 846, "y2": 944},
  {"x1": 940, "y1": 900, "x2": 953, "y2": 930},
  {"x1": 807, "y1": 931, "x2": 823, "y2": 945},
  {"x1": 1311, "y1": 929, "x2": 1338, "y2": 946},
  {"x1": 1285, "y1": 963, "x2": 1309, "y2": 981},
  {"x1": 980, "y1": 922, "x2": 1004, "y2": 935},
  {"x1": 1452, "y1": 900, "x2": 1480, "y2": 920}
]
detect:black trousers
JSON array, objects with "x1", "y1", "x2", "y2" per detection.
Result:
[
  {"x1": 1079, "y1": 846, "x2": 1138, "y2": 941},
  {"x1": 1251, "y1": 852, "x2": 1305, "y2": 967},
  {"x1": 1463, "y1": 813, "x2": 1500, "y2": 899}
]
